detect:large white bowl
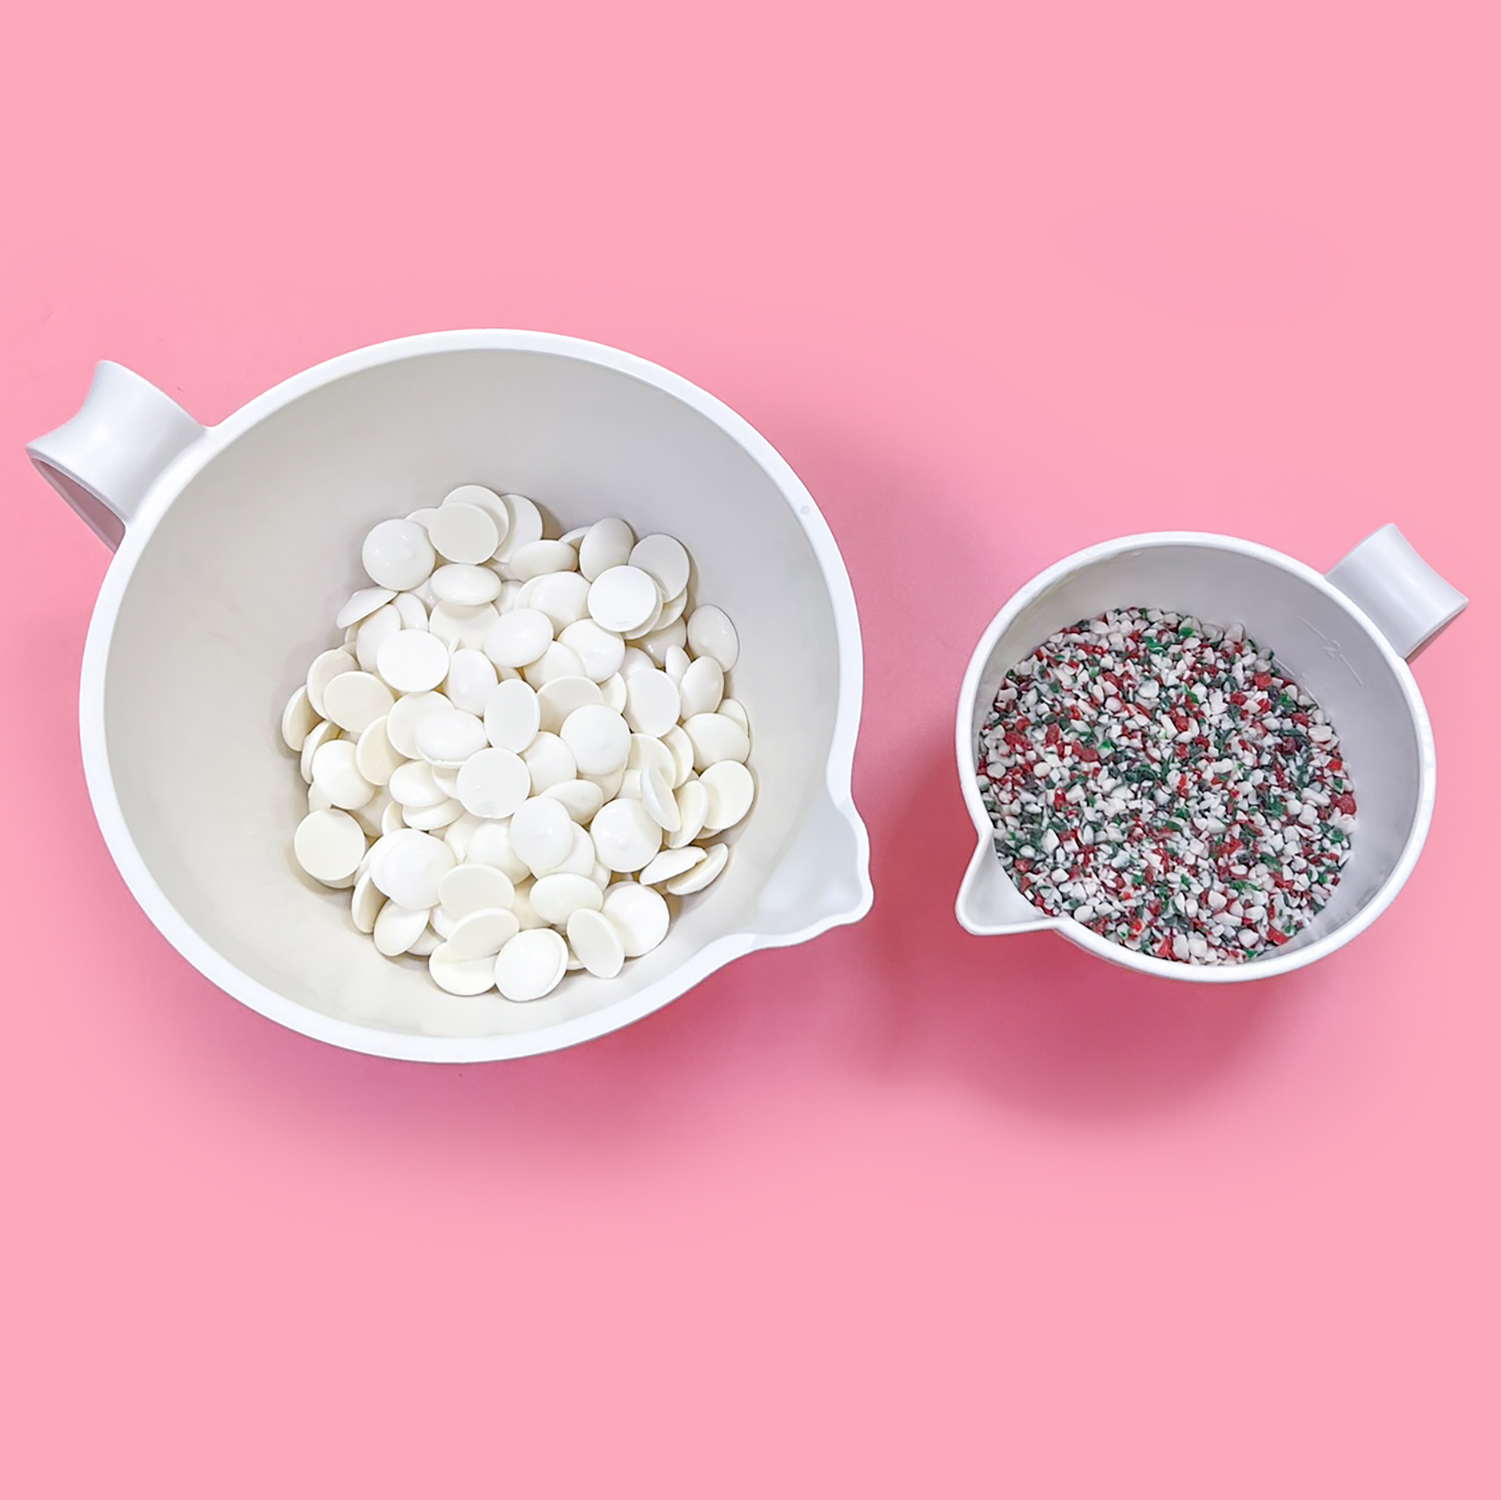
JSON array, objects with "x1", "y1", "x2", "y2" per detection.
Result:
[{"x1": 28, "y1": 331, "x2": 873, "y2": 1059}]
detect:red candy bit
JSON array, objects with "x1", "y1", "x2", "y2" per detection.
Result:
[
  {"x1": 1254, "y1": 673, "x2": 1272, "y2": 688},
  {"x1": 1267, "y1": 927, "x2": 1290, "y2": 946},
  {"x1": 1156, "y1": 934, "x2": 1175, "y2": 958},
  {"x1": 1044, "y1": 723, "x2": 1061, "y2": 746},
  {"x1": 1334, "y1": 792, "x2": 1357, "y2": 816}
]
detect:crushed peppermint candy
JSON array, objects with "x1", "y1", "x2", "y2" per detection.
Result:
[{"x1": 977, "y1": 607, "x2": 1356, "y2": 964}]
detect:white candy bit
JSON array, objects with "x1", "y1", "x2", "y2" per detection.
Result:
[
  {"x1": 509, "y1": 539, "x2": 578, "y2": 580},
  {"x1": 587, "y1": 565, "x2": 661, "y2": 635},
  {"x1": 430, "y1": 601, "x2": 499, "y2": 651},
  {"x1": 699, "y1": 760, "x2": 754, "y2": 832},
  {"x1": 497, "y1": 493, "x2": 545, "y2": 560},
  {"x1": 668, "y1": 779, "x2": 709, "y2": 848},
  {"x1": 628, "y1": 534, "x2": 691, "y2": 599},
  {"x1": 281, "y1": 685, "x2": 319, "y2": 752},
  {"x1": 363, "y1": 519, "x2": 436, "y2": 591},
  {"x1": 666, "y1": 842, "x2": 729, "y2": 895},
  {"x1": 337, "y1": 586, "x2": 397, "y2": 630},
  {"x1": 559, "y1": 704, "x2": 631, "y2": 776},
  {"x1": 429, "y1": 943, "x2": 502, "y2": 995},
  {"x1": 566, "y1": 908, "x2": 626, "y2": 978},
  {"x1": 441, "y1": 484, "x2": 510, "y2": 544},
  {"x1": 624, "y1": 668, "x2": 681, "y2": 738},
  {"x1": 494, "y1": 928, "x2": 568, "y2": 1002},
  {"x1": 529, "y1": 572, "x2": 592, "y2": 631},
  {"x1": 522, "y1": 731, "x2": 577, "y2": 792},
  {"x1": 678, "y1": 656, "x2": 724, "y2": 718},
  {"x1": 428, "y1": 502, "x2": 500, "y2": 565},
  {"x1": 590, "y1": 798, "x2": 662, "y2": 873},
  {"x1": 374, "y1": 902, "x2": 430, "y2": 958},
  {"x1": 307, "y1": 648, "x2": 357, "y2": 718},
  {"x1": 445, "y1": 907, "x2": 520, "y2": 961},
  {"x1": 372, "y1": 636, "x2": 447, "y2": 699},
  {"x1": 641, "y1": 766, "x2": 681, "y2": 831},
  {"x1": 639, "y1": 846, "x2": 704, "y2": 886},
  {"x1": 416, "y1": 707, "x2": 488, "y2": 766},
  {"x1": 431, "y1": 563, "x2": 503, "y2": 606},
  {"x1": 311, "y1": 739, "x2": 376, "y2": 810},
  {"x1": 558, "y1": 618, "x2": 627, "y2": 682},
  {"x1": 484, "y1": 678, "x2": 542, "y2": 754},
  {"x1": 578, "y1": 517, "x2": 635, "y2": 581},
  {"x1": 294, "y1": 810, "x2": 366, "y2": 885},
  {"x1": 537, "y1": 675, "x2": 603, "y2": 734},
  {"x1": 544, "y1": 778, "x2": 607, "y2": 824},
  {"x1": 370, "y1": 830, "x2": 455, "y2": 908},
  {"x1": 455, "y1": 747, "x2": 531, "y2": 819},
  {"x1": 686, "y1": 605, "x2": 739, "y2": 671},
  {"x1": 439, "y1": 861, "x2": 515, "y2": 917},
  {"x1": 683, "y1": 712, "x2": 750, "y2": 771},
  {"x1": 393, "y1": 592, "x2": 429, "y2": 631},
  {"x1": 351, "y1": 606, "x2": 399, "y2": 678},
  {"x1": 601, "y1": 883, "x2": 670, "y2": 957},
  {"x1": 530, "y1": 873, "x2": 604, "y2": 926},
  {"x1": 350, "y1": 871, "x2": 385, "y2": 934},
  {"x1": 389, "y1": 759, "x2": 446, "y2": 809},
  {"x1": 444, "y1": 648, "x2": 499, "y2": 715},
  {"x1": 509, "y1": 796, "x2": 576, "y2": 874}
]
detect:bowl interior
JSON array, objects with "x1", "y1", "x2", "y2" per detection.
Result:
[
  {"x1": 967, "y1": 541, "x2": 1427, "y2": 961},
  {"x1": 101, "y1": 347, "x2": 844, "y2": 1041}
]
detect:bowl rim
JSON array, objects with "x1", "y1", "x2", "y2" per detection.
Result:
[
  {"x1": 953, "y1": 529, "x2": 1436, "y2": 983},
  {"x1": 80, "y1": 329, "x2": 873, "y2": 1060}
]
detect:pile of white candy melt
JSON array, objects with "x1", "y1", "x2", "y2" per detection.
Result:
[{"x1": 279, "y1": 487, "x2": 753, "y2": 1002}]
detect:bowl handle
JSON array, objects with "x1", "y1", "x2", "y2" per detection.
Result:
[
  {"x1": 25, "y1": 361, "x2": 205, "y2": 550},
  {"x1": 1326, "y1": 523, "x2": 1467, "y2": 660}
]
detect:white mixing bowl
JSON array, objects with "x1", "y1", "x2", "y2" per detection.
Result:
[
  {"x1": 955, "y1": 527, "x2": 1464, "y2": 981},
  {"x1": 28, "y1": 331, "x2": 873, "y2": 1059}
]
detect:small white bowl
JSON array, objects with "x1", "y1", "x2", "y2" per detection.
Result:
[
  {"x1": 28, "y1": 331, "x2": 873, "y2": 1058},
  {"x1": 955, "y1": 527, "x2": 1464, "y2": 981}
]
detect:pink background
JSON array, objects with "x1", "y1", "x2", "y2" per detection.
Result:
[{"x1": 3, "y1": 3, "x2": 1496, "y2": 1494}]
